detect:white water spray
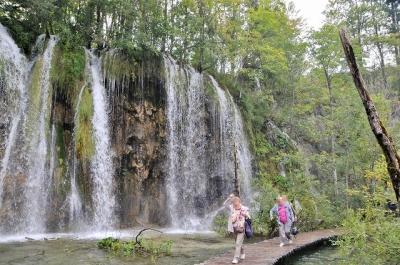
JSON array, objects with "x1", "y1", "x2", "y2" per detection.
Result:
[
  {"x1": 0, "y1": 24, "x2": 28, "y2": 207},
  {"x1": 69, "y1": 84, "x2": 86, "y2": 227},
  {"x1": 23, "y1": 36, "x2": 58, "y2": 233},
  {"x1": 164, "y1": 57, "x2": 253, "y2": 230},
  {"x1": 87, "y1": 50, "x2": 115, "y2": 230},
  {"x1": 211, "y1": 76, "x2": 253, "y2": 203}
]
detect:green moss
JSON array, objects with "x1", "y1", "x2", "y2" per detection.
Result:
[
  {"x1": 56, "y1": 123, "x2": 66, "y2": 165},
  {"x1": 52, "y1": 122, "x2": 70, "y2": 196},
  {"x1": 102, "y1": 50, "x2": 137, "y2": 81},
  {"x1": 76, "y1": 86, "x2": 95, "y2": 159},
  {"x1": 51, "y1": 45, "x2": 86, "y2": 103},
  {"x1": 0, "y1": 58, "x2": 5, "y2": 73},
  {"x1": 203, "y1": 77, "x2": 218, "y2": 102},
  {"x1": 25, "y1": 58, "x2": 43, "y2": 137}
]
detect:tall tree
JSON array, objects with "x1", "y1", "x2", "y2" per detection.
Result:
[{"x1": 310, "y1": 24, "x2": 343, "y2": 196}]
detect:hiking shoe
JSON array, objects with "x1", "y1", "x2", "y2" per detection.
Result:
[
  {"x1": 232, "y1": 258, "x2": 239, "y2": 264},
  {"x1": 279, "y1": 242, "x2": 285, "y2": 247},
  {"x1": 240, "y1": 253, "x2": 246, "y2": 260}
]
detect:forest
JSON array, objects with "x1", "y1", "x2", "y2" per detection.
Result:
[{"x1": 0, "y1": 0, "x2": 400, "y2": 264}]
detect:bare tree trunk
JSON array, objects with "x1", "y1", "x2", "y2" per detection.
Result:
[{"x1": 340, "y1": 29, "x2": 400, "y2": 204}]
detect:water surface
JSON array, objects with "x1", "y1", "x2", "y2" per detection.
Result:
[
  {"x1": 0, "y1": 232, "x2": 240, "y2": 265},
  {"x1": 286, "y1": 245, "x2": 342, "y2": 265}
]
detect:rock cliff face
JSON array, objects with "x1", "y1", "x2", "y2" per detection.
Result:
[
  {"x1": 50, "y1": 51, "x2": 169, "y2": 228},
  {"x1": 104, "y1": 53, "x2": 168, "y2": 227}
]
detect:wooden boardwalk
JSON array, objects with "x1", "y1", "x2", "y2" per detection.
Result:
[{"x1": 200, "y1": 229, "x2": 340, "y2": 265}]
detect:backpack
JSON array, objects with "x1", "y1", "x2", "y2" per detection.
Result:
[
  {"x1": 245, "y1": 218, "x2": 253, "y2": 238},
  {"x1": 278, "y1": 205, "x2": 288, "y2": 224}
]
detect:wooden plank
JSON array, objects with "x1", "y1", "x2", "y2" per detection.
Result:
[{"x1": 199, "y1": 229, "x2": 340, "y2": 265}]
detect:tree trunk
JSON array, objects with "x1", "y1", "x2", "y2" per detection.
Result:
[
  {"x1": 198, "y1": 0, "x2": 206, "y2": 72},
  {"x1": 373, "y1": 23, "x2": 388, "y2": 89},
  {"x1": 162, "y1": 0, "x2": 168, "y2": 52},
  {"x1": 390, "y1": 1, "x2": 400, "y2": 65},
  {"x1": 340, "y1": 29, "x2": 400, "y2": 204},
  {"x1": 234, "y1": 143, "x2": 240, "y2": 197},
  {"x1": 323, "y1": 68, "x2": 338, "y2": 196}
]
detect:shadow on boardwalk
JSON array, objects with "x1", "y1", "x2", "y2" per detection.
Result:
[{"x1": 199, "y1": 229, "x2": 341, "y2": 265}]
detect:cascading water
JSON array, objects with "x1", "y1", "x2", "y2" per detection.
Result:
[
  {"x1": 164, "y1": 56, "x2": 253, "y2": 230},
  {"x1": 210, "y1": 76, "x2": 252, "y2": 200},
  {"x1": 22, "y1": 36, "x2": 58, "y2": 233},
  {"x1": 210, "y1": 76, "x2": 253, "y2": 203},
  {"x1": 233, "y1": 105, "x2": 253, "y2": 201},
  {"x1": 87, "y1": 50, "x2": 116, "y2": 230},
  {"x1": 69, "y1": 83, "x2": 86, "y2": 227},
  {"x1": 0, "y1": 24, "x2": 28, "y2": 208},
  {"x1": 210, "y1": 76, "x2": 235, "y2": 191}
]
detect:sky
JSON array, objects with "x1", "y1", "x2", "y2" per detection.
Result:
[{"x1": 291, "y1": 0, "x2": 329, "y2": 29}]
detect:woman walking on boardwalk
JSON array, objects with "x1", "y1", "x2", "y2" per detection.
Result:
[
  {"x1": 229, "y1": 196, "x2": 250, "y2": 264},
  {"x1": 270, "y1": 196, "x2": 295, "y2": 247}
]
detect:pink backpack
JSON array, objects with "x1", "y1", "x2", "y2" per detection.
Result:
[{"x1": 278, "y1": 205, "x2": 288, "y2": 224}]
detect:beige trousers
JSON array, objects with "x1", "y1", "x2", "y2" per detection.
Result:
[{"x1": 234, "y1": 232, "x2": 245, "y2": 259}]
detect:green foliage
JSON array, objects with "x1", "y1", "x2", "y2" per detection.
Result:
[
  {"x1": 335, "y1": 157, "x2": 399, "y2": 264},
  {"x1": 139, "y1": 238, "x2": 173, "y2": 257},
  {"x1": 51, "y1": 46, "x2": 86, "y2": 103},
  {"x1": 338, "y1": 207, "x2": 400, "y2": 265},
  {"x1": 212, "y1": 213, "x2": 229, "y2": 236},
  {"x1": 97, "y1": 237, "x2": 173, "y2": 260},
  {"x1": 0, "y1": 0, "x2": 57, "y2": 52}
]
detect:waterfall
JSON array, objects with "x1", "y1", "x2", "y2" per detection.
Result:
[
  {"x1": 48, "y1": 123, "x2": 57, "y2": 195},
  {"x1": 0, "y1": 24, "x2": 28, "y2": 208},
  {"x1": 210, "y1": 76, "x2": 253, "y2": 203},
  {"x1": 232, "y1": 103, "x2": 253, "y2": 201},
  {"x1": 164, "y1": 57, "x2": 209, "y2": 229},
  {"x1": 22, "y1": 36, "x2": 58, "y2": 233},
  {"x1": 0, "y1": 23, "x2": 253, "y2": 234},
  {"x1": 87, "y1": 50, "x2": 116, "y2": 230},
  {"x1": 164, "y1": 56, "x2": 253, "y2": 230},
  {"x1": 69, "y1": 83, "x2": 86, "y2": 227}
]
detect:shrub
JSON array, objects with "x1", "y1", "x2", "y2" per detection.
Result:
[
  {"x1": 337, "y1": 203, "x2": 400, "y2": 265},
  {"x1": 97, "y1": 237, "x2": 173, "y2": 260}
]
